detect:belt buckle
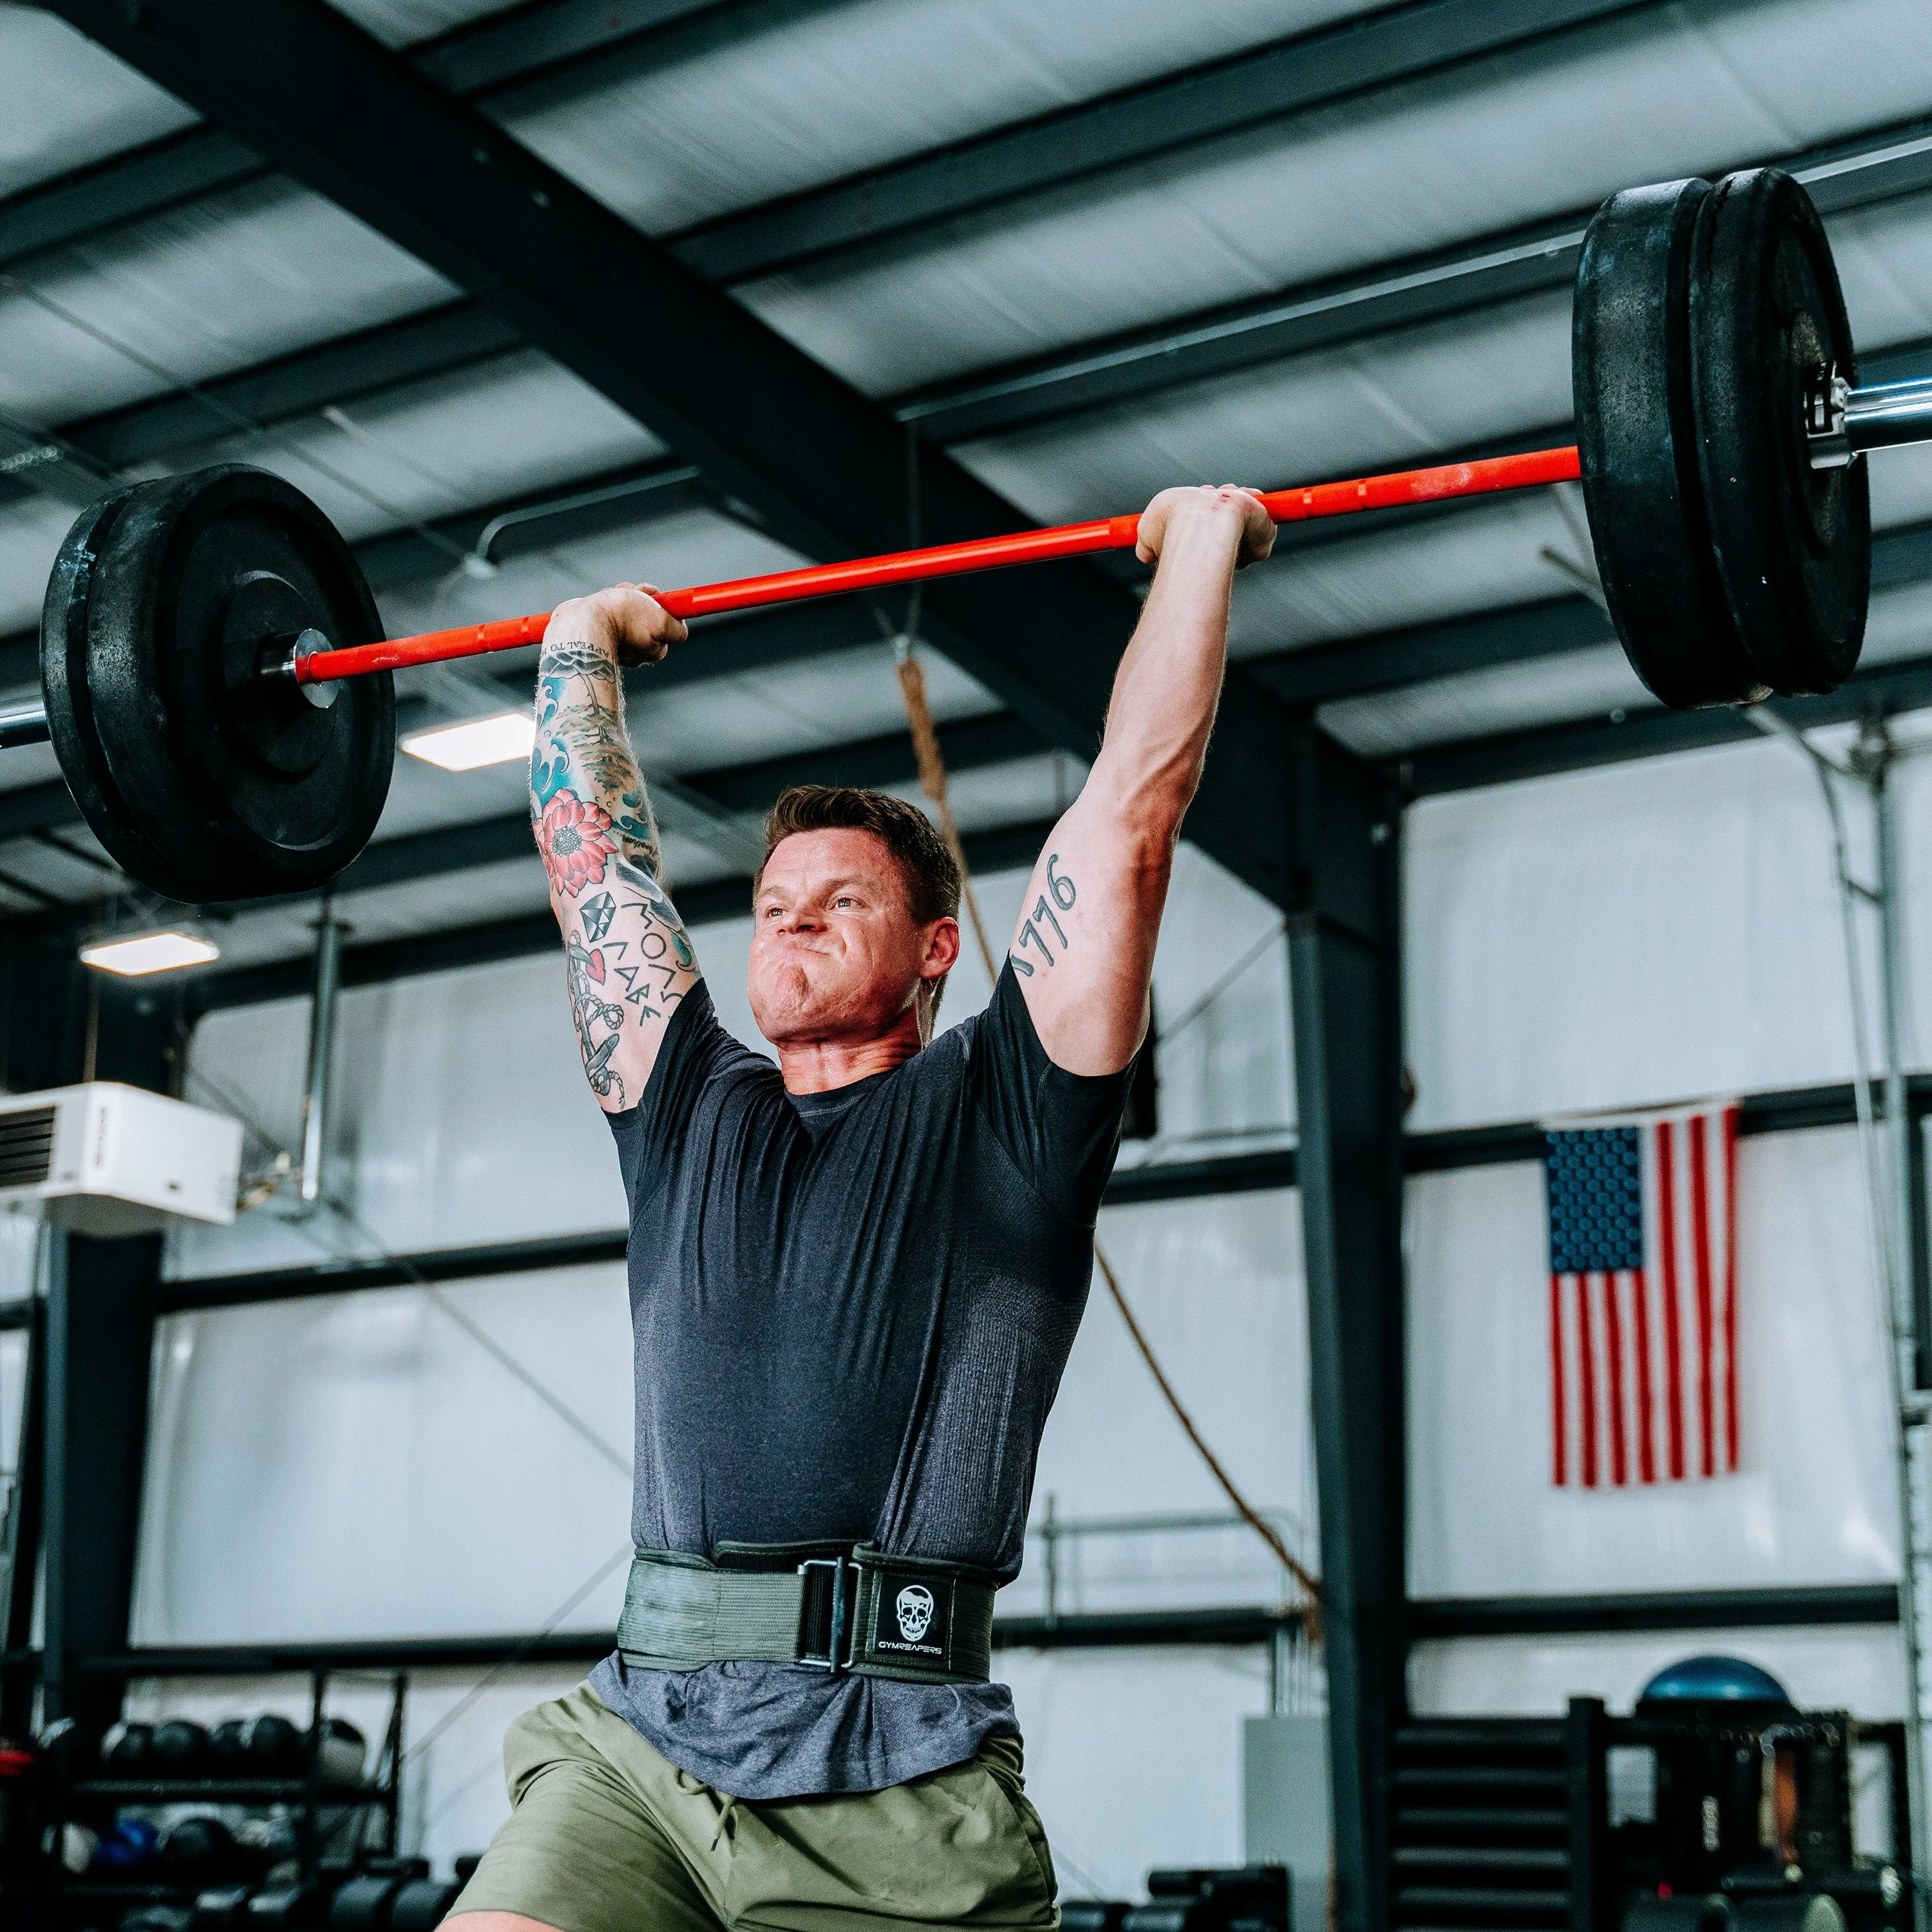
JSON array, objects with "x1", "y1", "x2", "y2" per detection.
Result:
[{"x1": 796, "y1": 1556, "x2": 852, "y2": 1674}]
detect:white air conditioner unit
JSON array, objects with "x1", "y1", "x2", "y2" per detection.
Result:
[{"x1": 0, "y1": 1083, "x2": 243, "y2": 1236}]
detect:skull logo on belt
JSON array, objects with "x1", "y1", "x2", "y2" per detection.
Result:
[{"x1": 895, "y1": 1584, "x2": 935, "y2": 1643}]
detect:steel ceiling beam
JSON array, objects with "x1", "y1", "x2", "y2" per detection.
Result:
[
  {"x1": 412, "y1": 0, "x2": 755, "y2": 99},
  {"x1": 61, "y1": 301, "x2": 521, "y2": 470},
  {"x1": 1253, "y1": 599, "x2": 1615, "y2": 712},
  {"x1": 896, "y1": 111, "x2": 1932, "y2": 445},
  {"x1": 1400, "y1": 648, "x2": 1932, "y2": 797},
  {"x1": 671, "y1": 0, "x2": 1662, "y2": 284},
  {"x1": 0, "y1": 124, "x2": 261, "y2": 270}
]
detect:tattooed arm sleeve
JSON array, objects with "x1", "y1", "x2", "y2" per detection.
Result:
[
  {"x1": 529, "y1": 591, "x2": 701, "y2": 1113},
  {"x1": 1008, "y1": 486, "x2": 1271, "y2": 1077}
]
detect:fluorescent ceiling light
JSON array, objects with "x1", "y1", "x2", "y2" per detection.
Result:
[
  {"x1": 401, "y1": 710, "x2": 535, "y2": 772},
  {"x1": 80, "y1": 931, "x2": 222, "y2": 977}
]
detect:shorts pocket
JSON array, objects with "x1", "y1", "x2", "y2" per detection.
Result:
[{"x1": 972, "y1": 1743, "x2": 1057, "y2": 1914}]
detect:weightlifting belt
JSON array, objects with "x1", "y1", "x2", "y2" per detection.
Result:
[{"x1": 616, "y1": 1541, "x2": 998, "y2": 1684}]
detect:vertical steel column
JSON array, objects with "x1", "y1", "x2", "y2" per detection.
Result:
[
  {"x1": 41, "y1": 1227, "x2": 162, "y2": 1729},
  {"x1": 0, "y1": 1293, "x2": 45, "y2": 1736},
  {"x1": 1285, "y1": 723, "x2": 1408, "y2": 1932},
  {"x1": 7, "y1": 940, "x2": 174, "y2": 1730},
  {"x1": 1566, "y1": 1697, "x2": 1608, "y2": 1932}
]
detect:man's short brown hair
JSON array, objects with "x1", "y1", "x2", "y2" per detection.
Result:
[{"x1": 758, "y1": 786, "x2": 961, "y2": 925}]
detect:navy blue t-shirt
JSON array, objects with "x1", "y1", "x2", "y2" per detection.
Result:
[{"x1": 586, "y1": 964, "x2": 1132, "y2": 1798}]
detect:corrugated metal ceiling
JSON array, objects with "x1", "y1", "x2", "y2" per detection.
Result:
[{"x1": 2, "y1": 0, "x2": 1930, "y2": 951}]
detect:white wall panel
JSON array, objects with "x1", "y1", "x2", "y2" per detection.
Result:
[
  {"x1": 169, "y1": 955, "x2": 625, "y2": 1278},
  {"x1": 130, "y1": 1263, "x2": 634, "y2": 1645},
  {"x1": 1405, "y1": 732, "x2": 1888, "y2": 1132},
  {"x1": 0, "y1": 1327, "x2": 25, "y2": 1479},
  {"x1": 1002, "y1": 1647, "x2": 1270, "y2": 1900},
  {"x1": 1012, "y1": 1188, "x2": 1312, "y2": 1617},
  {"x1": 1406, "y1": 1130, "x2": 1900, "y2": 1600}
]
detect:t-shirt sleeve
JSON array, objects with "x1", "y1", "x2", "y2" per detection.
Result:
[
  {"x1": 971, "y1": 961, "x2": 1136, "y2": 1226},
  {"x1": 603, "y1": 981, "x2": 745, "y2": 1215}
]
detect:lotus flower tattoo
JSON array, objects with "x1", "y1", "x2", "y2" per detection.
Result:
[{"x1": 538, "y1": 790, "x2": 618, "y2": 897}]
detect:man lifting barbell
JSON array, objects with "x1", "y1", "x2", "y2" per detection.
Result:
[{"x1": 439, "y1": 482, "x2": 1274, "y2": 1932}]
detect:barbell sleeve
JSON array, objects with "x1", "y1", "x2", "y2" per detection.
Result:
[
  {"x1": 1842, "y1": 374, "x2": 1932, "y2": 455},
  {"x1": 1808, "y1": 369, "x2": 1932, "y2": 468},
  {"x1": 0, "y1": 702, "x2": 51, "y2": 750},
  {"x1": 294, "y1": 444, "x2": 1584, "y2": 687}
]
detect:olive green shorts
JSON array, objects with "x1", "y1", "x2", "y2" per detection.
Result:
[{"x1": 448, "y1": 1684, "x2": 1059, "y2": 1932}]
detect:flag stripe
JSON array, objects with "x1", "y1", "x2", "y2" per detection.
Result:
[
  {"x1": 1603, "y1": 1271, "x2": 1627, "y2": 1486},
  {"x1": 1656, "y1": 1118, "x2": 1686, "y2": 1481},
  {"x1": 1723, "y1": 1105, "x2": 1740, "y2": 1472},
  {"x1": 1689, "y1": 1112, "x2": 1714, "y2": 1479},
  {"x1": 1549, "y1": 1274, "x2": 1567, "y2": 1488},
  {"x1": 1576, "y1": 1273, "x2": 1598, "y2": 1488},
  {"x1": 1631, "y1": 1264, "x2": 1656, "y2": 1482}
]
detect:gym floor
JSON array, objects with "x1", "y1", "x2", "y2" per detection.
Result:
[{"x1": 5, "y1": 2, "x2": 1932, "y2": 1928}]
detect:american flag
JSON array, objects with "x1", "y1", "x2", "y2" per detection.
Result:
[{"x1": 1544, "y1": 1105, "x2": 1741, "y2": 1489}]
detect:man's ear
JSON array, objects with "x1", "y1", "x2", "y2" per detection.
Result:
[{"x1": 922, "y1": 917, "x2": 962, "y2": 979}]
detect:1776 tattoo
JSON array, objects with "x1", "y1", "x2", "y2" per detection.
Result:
[
  {"x1": 1009, "y1": 852, "x2": 1078, "y2": 977},
  {"x1": 531, "y1": 628, "x2": 697, "y2": 1106}
]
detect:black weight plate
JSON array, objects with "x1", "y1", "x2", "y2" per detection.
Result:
[
  {"x1": 41, "y1": 486, "x2": 183, "y2": 897},
  {"x1": 248, "y1": 1882, "x2": 323, "y2": 1930},
  {"x1": 154, "y1": 1718, "x2": 211, "y2": 1776},
  {"x1": 240, "y1": 1713, "x2": 304, "y2": 1775},
  {"x1": 1690, "y1": 167, "x2": 1870, "y2": 696},
  {"x1": 102, "y1": 1718, "x2": 156, "y2": 1774},
  {"x1": 386, "y1": 1880, "x2": 461, "y2": 1931},
  {"x1": 44, "y1": 464, "x2": 394, "y2": 903},
  {"x1": 1573, "y1": 176, "x2": 1766, "y2": 708},
  {"x1": 163, "y1": 1815, "x2": 237, "y2": 1879},
  {"x1": 207, "y1": 1718, "x2": 248, "y2": 1776},
  {"x1": 328, "y1": 1875, "x2": 403, "y2": 1930}
]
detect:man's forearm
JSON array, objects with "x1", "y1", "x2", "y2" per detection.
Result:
[
  {"x1": 530, "y1": 632, "x2": 663, "y2": 878},
  {"x1": 529, "y1": 609, "x2": 700, "y2": 1108},
  {"x1": 1096, "y1": 515, "x2": 1242, "y2": 828}
]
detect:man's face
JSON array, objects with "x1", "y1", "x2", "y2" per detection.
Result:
[{"x1": 748, "y1": 828, "x2": 952, "y2": 1046}]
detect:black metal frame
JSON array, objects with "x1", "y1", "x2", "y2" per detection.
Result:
[{"x1": 1285, "y1": 724, "x2": 1408, "y2": 1932}]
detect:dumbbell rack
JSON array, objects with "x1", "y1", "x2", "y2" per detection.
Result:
[{"x1": 3, "y1": 1667, "x2": 406, "y2": 1928}]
